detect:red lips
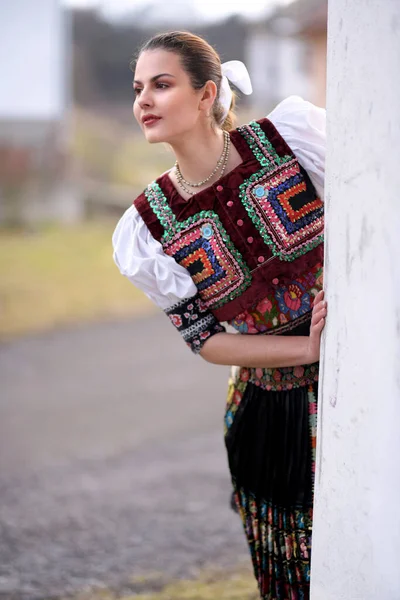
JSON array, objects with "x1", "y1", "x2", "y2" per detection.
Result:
[{"x1": 142, "y1": 114, "x2": 161, "y2": 125}]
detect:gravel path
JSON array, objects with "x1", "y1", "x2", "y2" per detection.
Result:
[{"x1": 0, "y1": 315, "x2": 249, "y2": 599}]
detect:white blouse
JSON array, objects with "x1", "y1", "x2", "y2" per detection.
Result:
[{"x1": 112, "y1": 96, "x2": 326, "y2": 312}]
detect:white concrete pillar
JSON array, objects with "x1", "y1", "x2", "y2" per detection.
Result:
[{"x1": 310, "y1": 1, "x2": 400, "y2": 598}]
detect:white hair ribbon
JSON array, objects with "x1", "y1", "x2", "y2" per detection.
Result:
[{"x1": 219, "y1": 60, "x2": 253, "y2": 122}]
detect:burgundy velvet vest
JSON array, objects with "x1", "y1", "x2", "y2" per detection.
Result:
[{"x1": 135, "y1": 118, "x2": 324, "y2": 329}]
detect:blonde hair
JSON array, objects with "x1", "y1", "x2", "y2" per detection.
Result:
[{"x1": 132, "y1": 31, "x2": 237, "y2": 131}]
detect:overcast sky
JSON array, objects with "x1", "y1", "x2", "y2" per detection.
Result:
[{"x1": 63, "y1": 0, "x2": 289, "y2": 22}]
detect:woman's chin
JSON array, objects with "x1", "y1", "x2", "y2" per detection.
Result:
[
  {"x1": 146, "y1": 134, "x2": 164, "y2": 144},
  {"x1": 143, "y1": 124, "x2": 168, "y2": 144},
  {"x1": 145, "y1": 133, "x2": 166, "y2": 145}
]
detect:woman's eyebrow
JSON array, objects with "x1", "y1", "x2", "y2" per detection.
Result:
[{"x1": 133, "y1": 73, "x2": 176, "y2": 84}]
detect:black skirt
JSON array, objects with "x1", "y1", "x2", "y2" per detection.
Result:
[{"x1": 224, "y1": 363, "x2": 318, "y2": 600}]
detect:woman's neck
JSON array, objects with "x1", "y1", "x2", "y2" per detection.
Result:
[{"x1": 170, "y1": 125, "x2": 225, "y2": 184}]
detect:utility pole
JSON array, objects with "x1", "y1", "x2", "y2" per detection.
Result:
[{"x1": 310, "y1": 1, "x2": 400, "y2": 598}]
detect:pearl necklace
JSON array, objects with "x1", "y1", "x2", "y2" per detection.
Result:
[{"x1": 175, "y1": 131, "x2": 230, "y2": 196}]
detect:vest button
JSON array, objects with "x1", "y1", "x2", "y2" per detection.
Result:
[
  {"x1": 258, "y1": 256, "x2": 265, "y2": 263},
  {"x1": 227, "y1": 200, "x2": 233, "y2": 207},
  {"x1": 237, "y1": 219, "x2": 244, "y2": 226},
  {"x1": 216, "y1": 185, "x2": 223, "y2": 192},
  {"x1": 247, "y1": 236, "x2": 254, "y2": 243},
  {"x1": 272, "y1": 278, "x2": 279, "y2": 285}
]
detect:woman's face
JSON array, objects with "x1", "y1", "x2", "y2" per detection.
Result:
[{"x1": 133, "y1": 50, "x2": 204, "y2": 144}]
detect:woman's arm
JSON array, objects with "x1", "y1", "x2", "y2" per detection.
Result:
[{"x1": 200, "y1": 290, "x2": 327, "y2": 368}]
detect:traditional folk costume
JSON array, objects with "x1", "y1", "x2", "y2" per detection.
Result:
[{"x1": 113, "y1": 94, "x2": 325, "y2": 600}]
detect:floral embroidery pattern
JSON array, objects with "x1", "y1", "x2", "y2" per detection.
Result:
[
  {"x1": 165, "y1": 293, "x2": 225, "y2": 354},
  {"x1": 232, "y1": 484, "x2": 313, "y2": 600},
  {"x1": 230, "y1": 264, "x2": 323, "y2": 336},
  {"x1": 247, "y1": 363, "x2": 319, "y2": 392},
  {"x1": 225, "y1": 363, "x2": 319, "y2": 409},
  {"x1": 224, "y1": 371, "x2": 247, "y2": 435},
  {"x1": 170, "y1": 314, "x2": 182, "y2": 328},
  {"x1": 275, "y1": 282, "x2": 311, "y2": 320}
]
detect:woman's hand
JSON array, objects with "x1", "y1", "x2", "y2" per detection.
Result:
[
  {"x1": 306, "y1": 290, "x2": 327, "y2": 363},
  {"x1": 201, "y1": 290, "x2": 327, "y2": 369}
]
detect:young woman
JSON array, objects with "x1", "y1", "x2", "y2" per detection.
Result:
[{"x1": 112, "y1": 31, "x2": 326, "y2": 600}]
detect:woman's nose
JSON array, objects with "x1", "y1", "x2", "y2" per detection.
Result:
[{"x1": 138, "y1": 88, "x2": 153, "y2": 109}]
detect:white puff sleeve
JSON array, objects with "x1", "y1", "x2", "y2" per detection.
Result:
[
  {"x1": 267, "y1": 95, "x2": 326, "y2": 200},
  {"x1": 112, "y1": 204, "x2": 226, "y2": 353},
  {"x1": 112, "y1": 204, "x2": 197, "y2": 311}
]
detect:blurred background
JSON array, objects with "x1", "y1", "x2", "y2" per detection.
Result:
[{"x1": 0, "y1": 1, "x2": 327, "y2": 599}]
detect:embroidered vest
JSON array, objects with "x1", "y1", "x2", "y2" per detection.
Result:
[{"x1": 135, "y1": 118, "x2": 324, "y2": 332}]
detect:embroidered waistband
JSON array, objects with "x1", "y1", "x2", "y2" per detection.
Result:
[{"x1": 234, "y1": 362, "x2": 319, "y2": 392}]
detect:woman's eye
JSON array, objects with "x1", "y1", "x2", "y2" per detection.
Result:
[
  {"x1": 133, "y1": 88, "x2": 141, "y2": 96},
  {"x1": 156, "y1": 83, "x2": 169, "y2": 89}
]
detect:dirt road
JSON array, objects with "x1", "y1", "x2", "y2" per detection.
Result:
[{"x1": 0, "y1": 315, "x2": 249, "y2": 599}]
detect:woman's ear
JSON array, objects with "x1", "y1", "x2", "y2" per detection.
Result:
[{"x1": 199, "y1": 80, "x2": 218, "y2": 115}]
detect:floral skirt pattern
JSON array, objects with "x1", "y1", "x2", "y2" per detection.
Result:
[{"x1": 224, "y1": 365, "x2": 318, "y2": 600}]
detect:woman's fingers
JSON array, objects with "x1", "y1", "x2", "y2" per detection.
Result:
[
  {"x1": 313, "y1": 316, "x2": 325, "y2": 332},
  {"x1": 314, "y1": 289, "x2": 324, "y2": 304},
  {"x1": 308, "y1": 290, "x2": 327, "y2": 347},
  {"x1": 312, "y1": 303, "x2": 327, "y2": 324},
  {"x1": 311, "y1": 290, "x2": 327, "y2": 326}
]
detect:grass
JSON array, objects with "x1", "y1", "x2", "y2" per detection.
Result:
[
  {"x1": 0, "y1": 108, "x2": 171, "y2": 340},
  {"x1": 0, "y1": 221, "x2": 154, "y2": 340},
  {"x1": 55, "y1": 566, "x2": 258, "y2": 600}
]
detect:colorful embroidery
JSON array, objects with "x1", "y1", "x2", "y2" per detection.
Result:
[
  {"x1": 247, "y1": 363, "x2": 319, "y2": 393},
  {"x1": 237, "y1": 121, "x2": 324, "y2": 262},
  {"x1": 308, "y1": 385, "x2": 318, "y2": 498},
  {"x1": 233, "y1": 484, "x2": 313, "y2": 600},
  {"x1": 224, "y1": 371, "x2": 247, "y2": 435},
  {"x1": 230, "y1": 264, "x2": 323, "y2": 335},
  {"x1": 165, "y1": 216, "x2": 252, "y2": 309},
  {"x1": 164, "y1": 293, "x2": 225, "y2": 354},
  {"x1": 145, "y1": 182, "x2": 176, "y2": 235},
  {"x1": 275, "y1": 282, "x2": 311, "y2": 320},
  {"x1": 240, "y1": 160, "x2": 323, "y2": 262},
  {"x1": 237, "y1": 121, "x2": 292, "y2": 170},
  {"x1": 145, "y1": 183, "x2": 252, "y2": 309},
  {"x1": 225, "y1": 363, "x2": 319, "y2": 427},
  {"x1": 145, "y1": 120, "x2": 323, "y2": 315}
]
